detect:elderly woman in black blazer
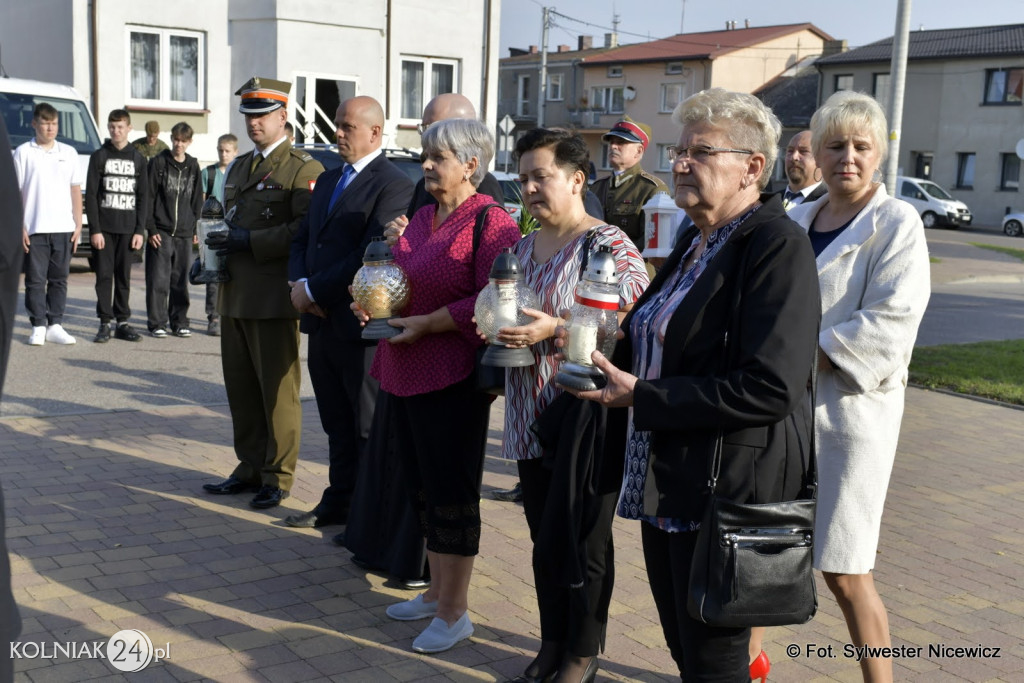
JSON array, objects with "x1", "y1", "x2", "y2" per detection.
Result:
[{"x1": 570, "y1": 88, "x2": 820, "y2": 681}]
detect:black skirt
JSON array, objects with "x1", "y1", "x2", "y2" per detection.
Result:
[{"x1": 343, "y1": 390, "x2": 427, "y2": 581}]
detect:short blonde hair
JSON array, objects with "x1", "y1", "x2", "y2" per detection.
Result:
[
  {"x1": 672, "y1": 88, "x2": 781, "y2": 190},
  {"x1": 809, "y1": 91, "x2": 889, "y2": 164}
]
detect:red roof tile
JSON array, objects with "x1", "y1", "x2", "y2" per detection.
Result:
[{"x1": 583, "y1": 23, "x2": 834, "y2": 65}]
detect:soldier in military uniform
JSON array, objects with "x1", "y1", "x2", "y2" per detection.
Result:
[
  {"x1": 202, "y1": 77, "x2": 324, "y2": 509},
  {"x1": 590, "y1": 116, "x2": 667, "y2": 250}
]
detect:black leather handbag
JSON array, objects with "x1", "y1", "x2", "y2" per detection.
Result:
[
  {"x1": 687, "y1": 242, "x2": 819, "y2": 628},
  {"x1": 686, "y1": 443, "x2": 818, "y2": 627},
  {"x1": 472, "y1": 203, "x2": 510, "y2": 396}
]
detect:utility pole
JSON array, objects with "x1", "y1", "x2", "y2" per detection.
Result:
[
  {"x1": 884, "y1": 0, "x2": 912, "y2": 194},
  {"x1": 680, "y1": 0, "x2": 686, "y2": 35},
  {"x1": 538, "y1": 7, "x2": 550, "y2": 128}
]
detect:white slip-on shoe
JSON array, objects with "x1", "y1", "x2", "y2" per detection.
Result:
[
  {"x1": 385, "y1": 594, "x2": 438, "y2": 621},
  {"x1": 411, "y1": 613, "x2": 474, "y2": 654},
  {"x1": 28, "y1": 326, "x2": 46, "y2": 346},
  {"x1": 45, "y1": 324, "x2": 77, "y2": 344}
]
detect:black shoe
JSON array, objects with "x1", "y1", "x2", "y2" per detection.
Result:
[
  {"x1": 114, "y1": 323, "x2": 142, "y2": 342},
  {"x1": 284, "y1": 509, "x2": 346, "y2": 528},
  {"x1": 207, "y1": 318, "x2": 220, "y2": 336},
  {"x1": 93, "y1": 323, "x2": 111, "y2": 343},
  {"x1": 400, "y1": 576, "x2": 431, "y2": 589},
  {"x1": 492, "y1": 482, "x2": 523, "y2": 502},
  {"x1": 331, "y1": 531, "x2": 347, "y2": 546},
  {"x1": 250, "y1": 485, "x2": 288, "y2": 509},
  {"x1": 202, "y1": 476, "x2": 259, "y2": 495}
]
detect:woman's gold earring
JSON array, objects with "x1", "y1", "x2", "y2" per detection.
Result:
[{"x1": 813, "y1": 168, "x2": 823, "y2": 182}]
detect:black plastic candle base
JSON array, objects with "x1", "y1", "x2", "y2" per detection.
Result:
[
  {"x1": 481, "y1": 344, "x2": 535, "y2": 367},
  {"x1": 554, "y1": 363, "x2": 608, "y2": 391},
  {"x1": 362, "y1": 318, "x2": 401, "y2": 340}
]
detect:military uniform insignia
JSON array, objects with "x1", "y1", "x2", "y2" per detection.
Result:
[{"x1": 261, "y1": 206, "x2": 274, "y2": 220}]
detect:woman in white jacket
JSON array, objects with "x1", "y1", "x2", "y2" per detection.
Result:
[{"x1": 790, "y1": 91, "x2": 931, "y2": 683}]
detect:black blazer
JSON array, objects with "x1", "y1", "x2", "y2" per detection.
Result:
[
  {"x1": 611, "y1": 194, "x2": 820, "y2": 522},
  {"x1": 289, "y1": 153, "x2": 415, "y2": 338}
]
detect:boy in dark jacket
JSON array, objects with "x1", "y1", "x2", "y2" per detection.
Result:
[
  {"x1": 145, "y1": 122, "x2": 203, "y2": 337},
  {"x1": 85, "y1": 109, "x2": 148, "y2": 343}
]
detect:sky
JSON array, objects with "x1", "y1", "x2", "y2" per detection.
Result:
[{"x1": 499, "y1": 0, "x2": 1024, "y2": 55}]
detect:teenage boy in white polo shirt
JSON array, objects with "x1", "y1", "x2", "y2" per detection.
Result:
[{"x1": 12, "y1": 102, "x2": 83, "y2": 346}]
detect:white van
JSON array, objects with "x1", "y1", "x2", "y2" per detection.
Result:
[
  {"x1": 896, "y1": 176, "x2": 972, "y2": 229},
  {"x1": 1, "y1": 76, "x2": 103, "y2": 255}
]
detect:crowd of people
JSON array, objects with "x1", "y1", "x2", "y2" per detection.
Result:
[{"x1": 10, "y1": 75, "x2": 930, "y2": 683}]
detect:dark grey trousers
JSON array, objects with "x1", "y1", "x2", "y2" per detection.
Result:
[
  {"x1": 145, "y1": 234, "x2": 192, "y2": 331},
  {"x1": 24, "y1": 232, "x2": 73, "y2": 327}
]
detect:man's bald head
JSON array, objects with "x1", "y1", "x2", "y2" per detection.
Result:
[
  {"x1": 421, "y1": 93, "x2": 477, "y2": 130},
  {"x1": 335, "y1": 96, "x2": 385, "y2": 163}
]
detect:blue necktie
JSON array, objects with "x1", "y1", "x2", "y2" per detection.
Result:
[
  {"x1": 783, "y1": 189, "x2": 800, "y2": 209},
  {"x1": 329, "y1": 164, "x2": 356, "y2": 211}
]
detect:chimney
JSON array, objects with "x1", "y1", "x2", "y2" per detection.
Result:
[
  {"x1": 731, "y1": 20, "x2": 737, "y2": 30},
  {"x1": 822, "y1": 39, "x2": 848, "y2": 57},
  {"x1": 744, "y1": 19, "x2": 749, "y2": 29},
  {"x1": 604, "y1": 32, "x2": 618, "y2": 48},
  {"x1": 725, "y1": 21, "x2": 730, "y2": 30},
  {"x1": 557, "y1": 44, "x2": 570, "y2": 52},
  {"x1": 528, "y1": 45, "x2": 538, "y2": 54},
  {"x1": 578, "y1": 35, "x2": 593, "y2": 50}
]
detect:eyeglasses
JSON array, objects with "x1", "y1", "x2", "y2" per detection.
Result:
[{"x1": 667, "y1": 144, "x2": 754, "y2": 163}]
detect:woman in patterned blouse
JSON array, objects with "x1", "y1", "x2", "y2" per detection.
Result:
[
  {"x1": 498, "y1": 128, "x2": 648, "y2": 683},
  {"x1": 566, "y1": 90, "x2": 820, "y2": 682}
]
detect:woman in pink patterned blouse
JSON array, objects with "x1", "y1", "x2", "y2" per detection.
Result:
[
  {"x1": 354, "y1": 118, "x2": 520, "y2": 654},
  {"x1": 498, "y1": 128, "x2": 648, "y2": 683}
]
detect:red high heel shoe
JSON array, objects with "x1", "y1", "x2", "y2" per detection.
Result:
[{"x1": 749, "y1": 650, "x2": 770, "y2": 682}]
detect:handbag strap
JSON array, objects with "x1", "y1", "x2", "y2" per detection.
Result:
[
  {"x1": 471, "y1": 203, "x2": 506, "y2": 257},
  {"x1": 706, "y1": 238, "x2": 818, "y2": 498}
]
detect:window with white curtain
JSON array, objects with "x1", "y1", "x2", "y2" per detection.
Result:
[
  {"x1": 401, "y1": 57, "x2": 459, "y2": 120},
  {"x1": 127, "y1": 27, "x2": 204, "y2": 108}
]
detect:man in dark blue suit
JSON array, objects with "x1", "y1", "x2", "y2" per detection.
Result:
[{"x1": 285, "y1": 96, "x2": 414, "y2": 528}]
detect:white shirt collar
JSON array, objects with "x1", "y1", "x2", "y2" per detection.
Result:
[
  {"x1": 345, "y1": 148, "x2": 383, "y2": 174},
  {"x1": 256, "y1": 135, "x2": 288, "y2": 158}
]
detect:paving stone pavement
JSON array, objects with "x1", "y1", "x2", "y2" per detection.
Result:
[{"x1": 2, "y1": 386, "x2": 1022, "y2": 682}]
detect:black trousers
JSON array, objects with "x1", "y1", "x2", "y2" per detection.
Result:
[
  {"x1": 145, "y1": 234, "x2": 192, "y2": 331},
  {"x1": 93, "y1": 232, "x2": 134, "y2": 324},
  {"x1": 518, "y1": 457, "x2": 617, "y2": 657},
  {"x1": 392, "y1": 376, "x2": 489, "y2": 556},
  {"x1": 641, "y1": 523, "x2": 750, "y2": 682},
  {"x1": 307, "y1": 329, "x2": 378, "y2": 518},
  {"x1": 24, "y1": 232, "x2": 73, "y2": 327}
]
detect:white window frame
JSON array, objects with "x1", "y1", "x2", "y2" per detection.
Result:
[
  {"x1": 517, "y1": 74, "x2": 532, "y2": 117},
  {"x1": 666, "y1": 62, "x2": 683, "y2": 75},
  {"x1": 660, "y1": 83, "x2": 687, "y2": 113},
  {"x1": 591, "y1": 86, "x2": 625, "y2": 115},
  {"x1": 656, "y1": 143, "x2": 675, "y2": 172},
  {"x1": 600, "y1": 143, "x2": 611, "y2": 170},
  {"x1": 546, "y1": 73, "x2": 564, "y2": 101},
  {"x1": 125, "y1": 26, "x2": 205, "y2": 109},
  {"x1": 400, "y1": 56, "x2": 460, "y2": 122}
]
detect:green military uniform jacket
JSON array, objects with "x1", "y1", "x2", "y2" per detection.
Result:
[
  {"x1": 132, "y1": 137, "x2": 169, "y2": 161},
  {"x1": 220, "y1": 140, "x2": 324, "y2": 320},
  {"x1": 591, "y1": 164, "x2": 668, "y2": 247}
]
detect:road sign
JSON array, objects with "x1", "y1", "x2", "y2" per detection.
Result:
[{"x1": 498, "y1": 114, "x2": 515, "y2": 136}]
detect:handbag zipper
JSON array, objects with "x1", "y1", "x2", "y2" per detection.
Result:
[{"x1": 721, "y1": 531, "x2": 812, "y2": 547}]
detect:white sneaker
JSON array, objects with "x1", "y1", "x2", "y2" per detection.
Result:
[
  {"x1": 28, "y1": 326, "x2": 46, "y2": 346},
  {"x1": 45, "y1": 324, "x2": 77, "y2": 345},
  {"x1": 411, "y1": 613, "x2": 474, "y2": 653},
  {"x1": 385, "y1": 594, "x2": 438, "y2": 621}
]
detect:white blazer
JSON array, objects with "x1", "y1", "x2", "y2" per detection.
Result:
[{"x1": 790, "y1": 184, "x2": 931, "y2": 574}]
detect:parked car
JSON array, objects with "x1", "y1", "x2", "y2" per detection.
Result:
[
  {"x1": 1, "y1": 76, "x2": 102, "y2": 263},
  {"x1": 492, "y1": 171, "x2": 523, "y2": 223},
  {"x1": 896, "y1": 175, "x2": 972, "y2": 229},
  {"x1": 1003, "y1": 211, "x2": 1024, "y2": 237}
]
